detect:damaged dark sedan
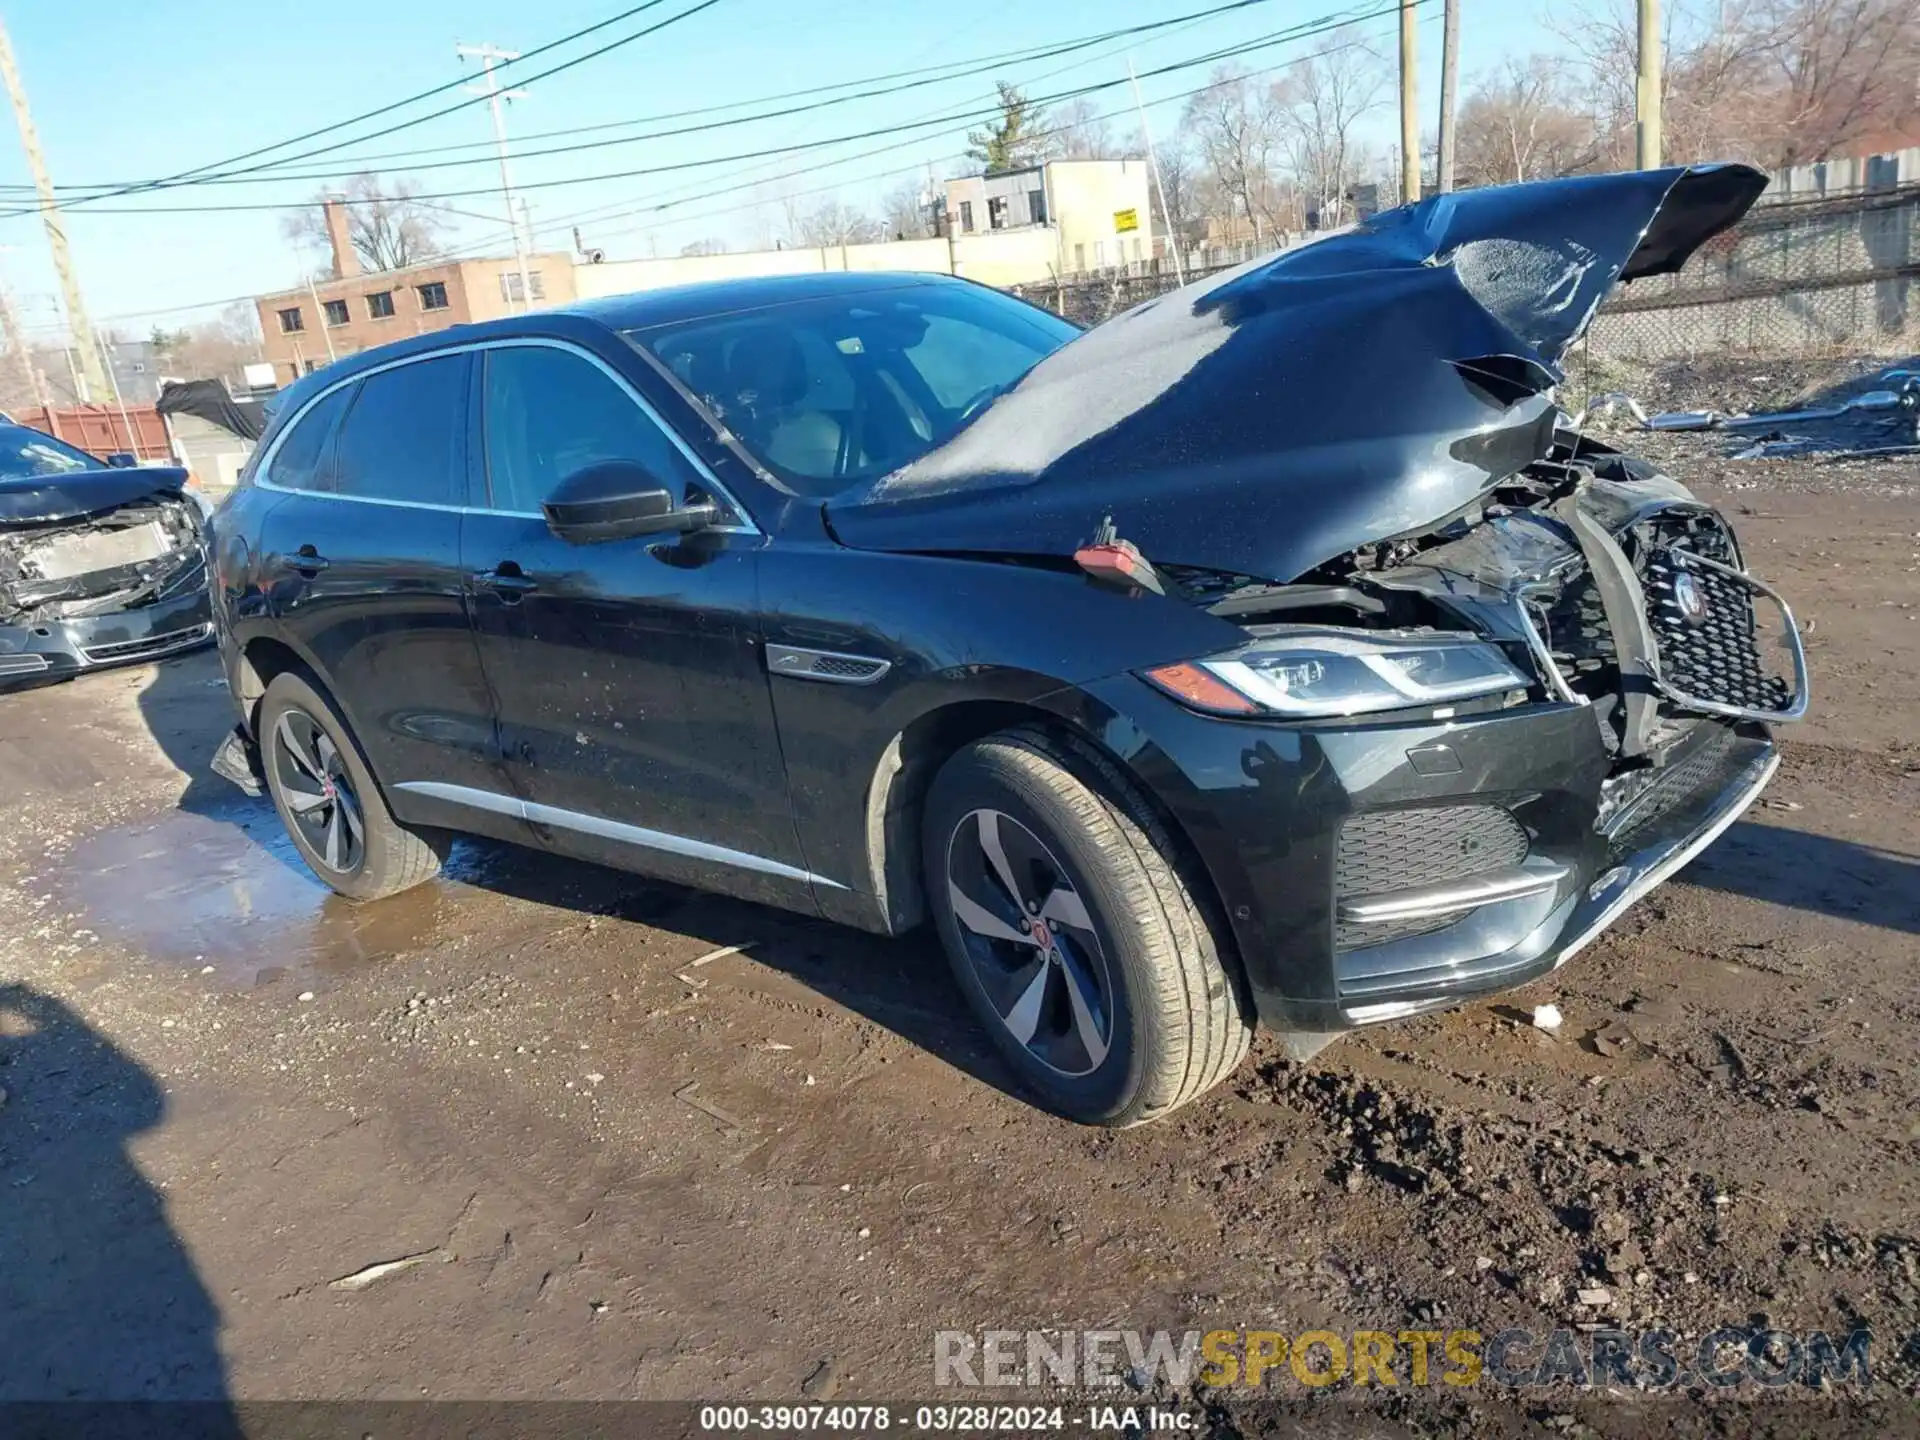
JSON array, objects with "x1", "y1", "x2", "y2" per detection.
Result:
[
  {"x1": 208, "y1": 163, "x2": 1805, "y2": 1126},
  {"x1": 0, "y1": 424, "x2": 212, "y2": 687}
]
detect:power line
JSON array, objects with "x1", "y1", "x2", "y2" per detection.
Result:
[
  {"x1": 1, "y1": 0, "x2": 1307, "y2": 197},
  {"x1": 0, "y1": 0, "x2": 726, "y2": 218},
  {"x1": 59, "y1": 9, "x2": 1420, "y2": 326},
  {"x1": 19, "y1": 5, "x2": 1416, "y2": 217}
]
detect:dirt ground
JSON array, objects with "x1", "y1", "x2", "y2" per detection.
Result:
[{"x1": 1, "y1": 424, "x2": 1915, "y2": 1434}]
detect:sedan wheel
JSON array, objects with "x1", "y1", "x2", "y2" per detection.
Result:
[{"x1": 946, "y1": 808, "x2": 1113, "y2": 1078}]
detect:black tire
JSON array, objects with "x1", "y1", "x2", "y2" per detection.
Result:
[
  {"x1": 258, "y1": 670, "x2": 450, "y2": 901},
  {"x1": 922, "y1": 726, "x2": 1252, "y2": 1126}
]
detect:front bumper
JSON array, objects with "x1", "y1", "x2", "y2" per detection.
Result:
[
  {"x1": 1069, "y1": 676, "x2": 1777, "y2": 1034},
  {"x1": 0, "y1": 584, "x2": 214, "y2": 687}
]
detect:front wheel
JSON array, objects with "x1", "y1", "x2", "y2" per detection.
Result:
[
  {"x1": 922, "y1": 727, "x2": 1252, "y2": 1126},
  {"x1": 259, "y1": 671, "x2": 450, "y2": 901}
]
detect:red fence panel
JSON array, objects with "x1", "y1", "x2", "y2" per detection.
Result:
[{"x1": 17, "y1": 404, "x2": 174, "y2": 461}]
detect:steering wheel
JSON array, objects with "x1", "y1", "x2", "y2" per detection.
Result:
[{"x1": 955, "y1": 380, "x2": 1011, "y2": 425}]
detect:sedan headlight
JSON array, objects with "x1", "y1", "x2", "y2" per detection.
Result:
[{"x1": 1144, "y1": 629, "x2": 1530, "y2": 718}]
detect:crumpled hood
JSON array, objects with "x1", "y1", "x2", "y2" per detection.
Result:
[
  {"x1": 827, "y1": 164, "x2": 1767, "y2": 582},
  {"x1": 0, "y1": 467, "x2": 193, "y2": 525}
]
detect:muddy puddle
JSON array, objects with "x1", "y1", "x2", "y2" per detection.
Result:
[{"x1": 56, "y1": 798, "x2": 590, "y2": 988}]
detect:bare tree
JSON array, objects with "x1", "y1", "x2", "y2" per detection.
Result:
[
  {"x1": 1453, "y1": 57, "x2": 1598, "y2": 186},
  {"x1": 146, "y1": 303, "x2": 264, "y2": 386},
  {"x1": 1271, "y1": 45, "x2": 1389, "y2": 229},
  {"x1": 791, "y1": 198, "x2": 884, "y2": 247},
  {"x1": 279, "y1": 173, "x2": 448, "y2": 274},
  {"x1": 1181, "y1": 66, "x2": 1286, "y2": 239},
  {"x1": 1133, "y1": 130, "x2": 1201, "y2": 243},
  {"x1": 1048, "y1": 99, "x2": 1120, "y2": 160},
  {"x1": 680, "y1": 238, "x2": 728, "y2": 256},
  {"x1": 1566, "y1": 0, "x2": 1916, "y2": 171},
  {"x1": 882, "y1": 179, "x2": 936, "y2": 239}
]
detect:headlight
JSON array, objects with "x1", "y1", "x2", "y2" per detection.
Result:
[{"x1": 1143, "y1": 629, "x2": 1530, "y2": 718}]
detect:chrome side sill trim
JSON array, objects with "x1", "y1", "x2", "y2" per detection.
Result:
[
  {"x1": 393, "y1": 780, "x2": 844, "y2": 889},
  {"x1": 1340, "y1": 862, "x2": 1570, "y2": 923}
]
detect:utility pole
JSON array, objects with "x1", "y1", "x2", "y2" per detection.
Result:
[
  {"x1": 457, "y1": 43, "x2": 535, "y2": 313},
  {"x1": 1436, "y1": 0, "x2": 1460, "y2": 193},
  {"x1": 0, "y1": 245, "x2": 51, "y2": 413},
  {"x1": 1127, "y1": 58, "x2": 1185, "y2": 285},
  {"x1": 1397, "y1": 0, "x2": 1420, "y2": 205},
  {"x1": 0, "y1": 18, "x2": 107, "y2": 401},
  {"x1": 1635, "y1": 0, "x2": 1663, "y2": 168}
]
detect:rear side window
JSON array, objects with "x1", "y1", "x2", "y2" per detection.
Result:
[
  {"x1": 264, "y1": 384, "x2": 353, "y2": 492},
  {"x1": 332, "y1": 354, "x2": 468, "y2": 507},
  {"x1": 481, "y1": 345, "x2": 698, "y2": 514}
]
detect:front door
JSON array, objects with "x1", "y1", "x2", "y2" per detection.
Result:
[
  {"x1": 257, "y1": 354, "x2": 520, "y2": 836},
  {"x1": 458, "y1": 340, "x2": 813, "y2": 911}
]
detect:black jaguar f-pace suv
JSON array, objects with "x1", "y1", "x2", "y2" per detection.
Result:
[{"x1": 209, "y1": 164, "x2": 1805, "y2": 1125}]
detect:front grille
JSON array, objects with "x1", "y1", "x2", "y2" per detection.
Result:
[
  {"x1": 1335, "y1": 805, "x2": 1530, "y2": 950},
  {"x1": 1643, "y1": 549, "x2": 1792, "y2": 715},
  {"x1": 81, "y1": 623, "x2": 213, "y2": 665},
  {"x1": 1601, "y1": 722, "x2": 1740, "y2": 855}
]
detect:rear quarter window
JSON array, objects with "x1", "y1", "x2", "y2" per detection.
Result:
[{"x1": 263, "y1": 385, "x2": 354, "y2": 492}]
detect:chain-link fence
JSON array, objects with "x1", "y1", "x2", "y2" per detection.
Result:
[{"x1": 1009, "y1": 184, "x2": 1920, "y2": 362}]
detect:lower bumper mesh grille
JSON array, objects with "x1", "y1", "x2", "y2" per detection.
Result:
[{"x1": 1335, "y1": 805, "x2": 1530, "y2": 950}]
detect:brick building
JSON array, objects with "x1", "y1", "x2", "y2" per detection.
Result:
[{"x1": 255, "y1": 200, "x2": 575, "y2": 385}]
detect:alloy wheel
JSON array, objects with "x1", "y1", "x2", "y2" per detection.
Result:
[
  {"x1": 271, "y1": 708, "x2": 366, "y2": 875},
  {"x1": 945, "y1": 808, "x2": 1113, "y2": 1077}
]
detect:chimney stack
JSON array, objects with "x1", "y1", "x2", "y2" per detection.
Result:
[{"x1": 322, "y1": 197, "x2": 360, "y2": 279}]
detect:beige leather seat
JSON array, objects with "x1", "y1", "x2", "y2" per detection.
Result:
[{"x1": 723, "y1": 329, "x2": 844, "y2": 479}]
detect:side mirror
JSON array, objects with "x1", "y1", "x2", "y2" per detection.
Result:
[
  {"x1": 541, "y1": 460, "x2": 718, "y2": 544},
  {"x1": 105, "y1": 452, "x2": 139, "y2": 468}
]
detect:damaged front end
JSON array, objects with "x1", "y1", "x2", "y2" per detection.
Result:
[
  {"x1": 0, "y1": 484, "x2": 212, "y2": 684},
  {"x1": 1142, "y1": 427, "x2": 1804, "y2": 1025}
]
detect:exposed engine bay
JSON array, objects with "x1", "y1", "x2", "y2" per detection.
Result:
[
  {"x1": 1161, "y1": 428, "x2": 1807, "y2": 765},
  {"x1": 0, "y1": 493, "x2": 207, "y2": 626}
]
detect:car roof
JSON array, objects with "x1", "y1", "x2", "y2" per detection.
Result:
[{"x1": 264, "y1": 270, "x2": 973, "y2": 412}]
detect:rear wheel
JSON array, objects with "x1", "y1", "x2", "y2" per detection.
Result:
[
  {"x1": 259, "y1": 671, "x2": 449, "y2": 900},
  {"x1": 923, "y1": 727, "x2": 1252, "y2": 1126}
]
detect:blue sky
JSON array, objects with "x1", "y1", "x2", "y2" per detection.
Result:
[{"x1": 0, "y1": 0, "x2": 1561, "y2": 340}]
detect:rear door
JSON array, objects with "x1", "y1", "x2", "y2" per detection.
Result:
[
  {"x1": 458, "y1": 339, "x2": 814, "y2": 910},
  {"x1": 257, "y1": 353, "x2": 520, "y2": 832}
]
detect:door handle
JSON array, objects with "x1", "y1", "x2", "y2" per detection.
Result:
[
  {"x1": 291, "y1": 544, "x2": 329, "y2": 575},
  {"x1": 473, "y1": 563, "x2": 538, "y2": 602}
]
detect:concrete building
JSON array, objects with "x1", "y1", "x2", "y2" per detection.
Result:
[
  {"x1": 572, "y1": 230, "x2": 1061, "y2": 302},
  {"x1": 255, "y1": 200, "x2": 574, "y2": 385},
  {"x1": 945, "y1": 159, "x2": 1155, "y2": 274}
]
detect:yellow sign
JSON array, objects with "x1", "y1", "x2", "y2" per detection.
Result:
[{"x1": 1113, "y1": 207, "x2": 1139, "y2": 233}]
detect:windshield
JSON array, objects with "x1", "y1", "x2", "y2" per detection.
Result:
[
  {"x1": 626, "y1": 282, "x2": 1078, "y2": 498},
  {"x1": 0, "y1": 427, "x2": 100, "y2": 480}
]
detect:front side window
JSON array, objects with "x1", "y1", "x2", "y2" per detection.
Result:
[
  {"x1": 366, "y1": 291, "x2": 396, "y2": 319},
  {"x1": 264, "y1": 384, "x2": 354, "y2": 492},
  {"x1": 481, "y1": 345, "x2": 697, "y2": 515},
  {"x1": 417, "y1": 281, "x2": 449, "y2": 311},
  {"x1": 331, "y1": 355, "x2": 467, "y2": 506},
  {"x1": 628, "y1": 282, "x2": 1077, "y2": 498},
  {"x1": 0, "y1": 427, "x2": 98, "y2": 479},
  {"x1": 323, "y1": 299, "x2": 349, "y2": 326},
  {"x1": 278, "y1": 307, "x2": 304, "y2": 334}
]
